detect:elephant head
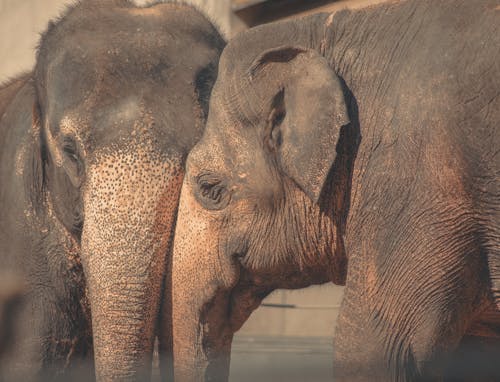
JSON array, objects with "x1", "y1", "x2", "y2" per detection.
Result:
[
  {"x1": 171, "y1": 16, "x2": 357, "y2": 381},
  {"x1": 30, "y1": 1, "x2": 224, "y2": 380}
]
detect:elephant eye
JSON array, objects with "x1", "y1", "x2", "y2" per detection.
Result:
[
  {"x1": 61, "y1": 136, "x2": 84, "y2": 188},
  {"x1": 62, "y1": 136, "x2": 79, "y2": 162},
  {"x1": 195, "y1": 173, "x2": 230, "y2": 210}
]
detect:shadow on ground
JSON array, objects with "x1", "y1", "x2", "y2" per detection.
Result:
[{"x1": 229, "y1": 336, "x2": 333, "y2": 382}]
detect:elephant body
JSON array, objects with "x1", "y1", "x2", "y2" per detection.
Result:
[
  {"x1": 171, "y1": 0, "x2": 500, "y2": 380},
  {"x1": 0, "y1": 273, "x2": 24, "y2": 364},
  {"x1": 0, "y1": 1, "x2": 224, "y2": 380}
]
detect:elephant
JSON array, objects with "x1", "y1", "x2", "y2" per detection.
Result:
[
  {"x1": 170, "y1": 0, "x2": 500, "y2": 381},
  {"x1": 0, "y1": 274, "x2": 24, "y2": 361},
  {"x1": 0, "y1": 0, "x2": 224, "y2": 380}
]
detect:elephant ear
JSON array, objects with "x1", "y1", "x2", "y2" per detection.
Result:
[
  {"x1": 251, "y1": 46, "x2": 350, "y2": 203},
  {"x1": 27, "y1": 102, "x2": 47, "y2": 216}
]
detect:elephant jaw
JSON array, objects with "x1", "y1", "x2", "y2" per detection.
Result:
[{"x1": 80, "y1": 151, "x2": 183, "y2": 381}]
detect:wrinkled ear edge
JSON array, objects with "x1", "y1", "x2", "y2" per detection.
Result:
[
  {"x1": 249, "y1": 45, "x2": 307, "y2": 78},
  {"x1": 250, "y1": 45, "x2": 351, "y2": 205}
]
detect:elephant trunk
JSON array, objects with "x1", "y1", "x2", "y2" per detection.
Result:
[
  {"x1": 81, "y1": 152, "x2": 183, "y2": 381},
  {"x1": 170, "y1": 181, "x2": 238, "y2": 382},
  {"x1": 171, "y1": 288, "x2": 233, "y2": 382}
]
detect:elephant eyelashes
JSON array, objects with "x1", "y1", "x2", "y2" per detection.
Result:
[
  {"x1": 201, "y1": 181, "x2": 224, "y2": 202},
  {"x1": 61, "y1": 137, "x2": 83, "y2": 188},
  {"x1": 62, "y1": 138, "x2": 78, "y2": 162},
  {"x1": 195, "y1": 173, "x2": 230, "y2": 210}
]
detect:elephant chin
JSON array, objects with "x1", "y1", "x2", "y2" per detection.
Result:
[{"x1": 80, "y1": 152, "x2": 183, "y2": 381}]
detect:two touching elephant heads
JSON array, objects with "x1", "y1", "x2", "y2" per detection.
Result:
[{"x1": 1, "y1": 1, "x2": 352, "y2": 379}]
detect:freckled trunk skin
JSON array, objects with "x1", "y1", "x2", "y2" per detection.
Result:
[
  {"x1": 81, "y1": 152, "x2": 183, "y2": 381},
  {"x1": 170, "y1": 182, "x2": 237, "y2": 382}
]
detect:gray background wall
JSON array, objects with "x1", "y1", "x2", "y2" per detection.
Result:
[
  {"x1": 0, "y1": 0, "x2": 346, "y2": 338},
  {"x1": 0, "y1": 0, "x2": 233, "y2": 83}
]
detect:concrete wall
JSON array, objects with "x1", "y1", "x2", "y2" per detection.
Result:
[
  {"x1": 0, "y1": 0, "x2": 68, "y2": 82},
  {"x1": 0, "y1": 0, "x2": 345, "y2": 338}
]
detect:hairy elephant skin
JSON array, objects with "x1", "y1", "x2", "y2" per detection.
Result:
[
  {"x1": 170, "y1": 0, "x2": 500, "y2": 381},
  {"x1": 0, "y1": 0, "x2": 224, "y2": 381}
]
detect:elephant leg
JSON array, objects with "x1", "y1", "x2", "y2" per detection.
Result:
[
  {"x1": 3, "y1": 286, "x2": 91, "y2": 381},
  {"x1": 333, "y1": 244, "x2": 488, "y2": 382}
]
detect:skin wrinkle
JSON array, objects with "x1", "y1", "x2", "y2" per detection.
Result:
[
  {"x1": 240, "y1": 181, "x2": 337, "y2": 277},
  {"x1": 26, "y1": 186, "x2": 93, "y2": 374},
  {"x1": 368, "y1": 200, "x2": 481, "y2": 371},
  {"x1": 320, "y1": 1, "x2": 407, "y2": 53},
  {"x1": 44, "y1": 119, "x2": 63, "y2": 167},
  {"x1": 15, "y1": 137, "x2": 27, "y2": 176}
]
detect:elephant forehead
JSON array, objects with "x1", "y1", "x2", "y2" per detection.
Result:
[
  {"x1": 97, "y1": 97, "x2": 142, "y2": 126},
  {"x1": 59, "y1": 95, "x2": 138, "y2": 134},
  {"x1": 187, "y1": 130, "x2": 261, "y2": 190},
  {"x1": 212, "y1": 77, "x2": 264, "y2": 128},
  {"x1": 205, "y1": 95, "x2": 261, "y2": 149},
  {"x1": 186, "y1": 125, "x2": 230, "y2": 175}
]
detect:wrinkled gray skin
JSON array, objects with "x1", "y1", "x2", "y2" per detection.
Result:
[
  {"x1": 0, "y1": 0, "x2": 224, "y2": 381},
  {"x1": 171, "y1": 0, "x2": 500, "y2": 381}
]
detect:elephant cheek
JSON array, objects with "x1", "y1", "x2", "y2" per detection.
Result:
[
  {"x1": 80, "y1": 152, "x2": 183, "y2": 381},
  {"x1": 168, "y1": 181, "x2": 237, "y2": 382}
]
